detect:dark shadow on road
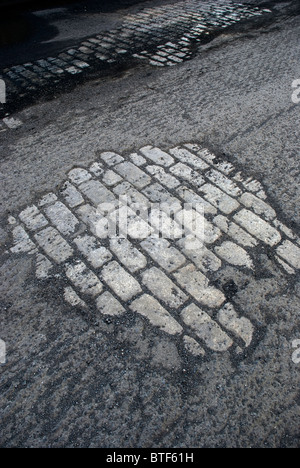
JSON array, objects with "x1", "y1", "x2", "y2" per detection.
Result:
[
  {"x1": 0, "y1": 0, "x2": 177, "y2": 68},
  {"x1": 0, "y1": 12, "x2": 59, "y2": 67},
  {"x1": 0, "y1": 0, "x2": 152, "y2": 13}
]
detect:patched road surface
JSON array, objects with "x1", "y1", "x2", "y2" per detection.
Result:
[{"x1": 0, "y1": 0, "x2": 299, "y2": 449}]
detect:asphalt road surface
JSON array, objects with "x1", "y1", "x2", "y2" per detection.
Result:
[{"x1": 0, "y1": 0, "x2": 299, "y2": 449}]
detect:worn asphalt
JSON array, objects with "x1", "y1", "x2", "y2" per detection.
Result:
[{"x1": 0, "y1": 0, "x2": 299, "y2": 448}]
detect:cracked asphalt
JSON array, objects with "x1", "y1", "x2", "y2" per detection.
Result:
[{"x1": 0, "y1": 0, "x2": 300, "y2": 449}]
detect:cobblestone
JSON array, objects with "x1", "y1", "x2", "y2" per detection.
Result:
[
  {"x1": 79, "y1": 179, "x2": 116, "y2": 206},
  {"x1": 76, "y1": 204, "x2": 103, "y2": 235},
  {"x1": 206, "y1": 169, "x2": 242, "y2": 197},
  {"x1": 100, "y1": 152, "x2": 124, "y2": 167},
  {"x1": 176, "y1": 186, "x2": 217, "y2": 216},
  {"x1": 124, "y1": 206, "x2": 154, "y2": 240},
  {"x1": 19, "y1": 206, "x2": 48, "y2": 231},
  {"x1": 34, "y1": 227, "x2": 73, "y2": 263},
  {"x1": 175, "y1": 209, "x2": 220, "y2": 244},
  {"x1": 140, "y1": 146, "x2": 174, "y2": 167},
  {"x1": 130, "y1": 295, "x2": 183, "y2": 336},
  {"x1": 35, "y1": 253, "x2": 54, "y2": 280},
  {"x1": 142, "y1": 267, "x2": 188, "y2": 309},
  {"x1": 114, "y1": 162, "x2": 151, "y2": 189},
  {"x1": 146, "y1": 165, "x2": 180, "y2": 189},
  {"x1": 64, "y1": 286, "x2": 87, "y2": 308},
  {"x1": 174, "y1": 264, "x2": 226, "y2": 308},
  {"x1": 213, "y1": 215, "x2": 258, "y2": 248},
  {"x1": 181, "y1": 304, "x2": 233, "y2": 352},
  {"x1": 169, "y1": 147, "x2": 209, "y2": 170},
  {"x1": 150, "y1": 208, "x2": 183, "y2": 240},
  {"x1": 7, "y1": 143, "x2": 300, "y2": 361},
  {"x1": 170, "y1": 163, "x2": 205, "y2": 188},
  {"x1": 177, "y1": 240, "x2": 222, "y2": 274},
  {"x1": 74, "y1": 235, "x2": 112, "y2": 269},
  {"x1": 214, "y1": 241, "x2": 253, "y2": 269},
  {"x1": 102, "y1": 170, "x2": 122, "y2": 187},
  {"x1": 96, "y1": 291, "x2": 125, "y2": 316},
  {"x1": 234, "y1": 209, "x2": 281, "y2": 247},
  {"x1": 183, "y1": 335, "x2": 205, "y2": 357},
  {"x1": 129, "y1": 153, "x2": 147, "y2": 167},
  {"x1": 10, "y1": 225, "x2": 36, "y2": 254},
  {"x1": 114, "y1": 182, "x2": 150, "y2": 210},
  {"x1": 140, "y1": 238, "x2": 186, "y2": 273},
  {"x1": 143, "y1": 183, "x2": 181, "y2": 212},
  {"x1": 65, "y1": 261, "x2": 103, "y2": 297},
  {"x1": 44, "y1": 201, "x2": 80, "y2": 236},
  {"x1": 110, "y1": 238, "x2": 147, "y2": 273},
  {"x1": 276, "y1": 240, "x2": 300, "y2": 270},
  {"x1": 68, "y1": 168, "x2": 92, "y2": 186},
  {"x1": 0, "y1": 1, "x2": 274, "y2": 117},
  {"x1": 185, "y1": 144, "x2": 233, "y2": 174},
  {"x1": 240, "y1": 193, "x2": 276, "y2": 221},
  {"x1": 89, "y1": 162, "x2": 104, "y2": 177},
  {"x1": 60, "y1": 182, "x2": 84, "y2": 209},
  {"x1": 101, "y1": 261, "x2": 142, "y2": 301},
  {"x1": 199, "y1": 183, "x2": 240, "y2": 214},
  {"x1": 38, "y1": 193, "x2": 58, "y2": 207},
  {"x1": 217, "y1": 303, "x2": 254, "y2": 347}
]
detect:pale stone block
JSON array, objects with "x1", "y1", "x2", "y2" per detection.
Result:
[
  {"x1": 217, "y1": 303, "x2": 254, "y2": 347},
  {"x1": 68, "y1": 168, "x2": 92, "y2": 185},
  {"x1": 60, "y1": 182, "x2": 84, "y2": 208},
  {"x1": 35, "y1": 227, "x2": 73, "y2": 263},
  {"x1": 65, "y1": 261, "x2": 103, "y2": 297},
  {"x1": 140, "y1": 146, "x2": 174, "y2": 167},
  {"x1": 169, "y1": 147, "x2": 209, "y2": 170},
  {"x1": 19, "y1": 205, "x2": 48, "y2": 231},
  {"x1": 240, "y1": 193, "x2": 276, "y2": 220},
  {"x1": 141, "y1": 238, "x2": 186, "y2": 273},
  {"x1": 276, "y1": 240, "x2": 300, "y2": 270},
  {"x1": 130, "y1": 294, "x2": 183, "y2": 335},
  {"x1": 183, "y1": 335, "x2": 205, "y2": 357},
  {"x1": 170, "y1": 163, "x2": 205, "y2": 188},
  {"x1": 44, "y1": 201, "x2": 79, "y2": 236},
  {"x1": 74, "y1": 235, "x2": 112, "y2": 268},
  {"x1": 200, "y1": 184, "x2": 240, "y2": 214},
  {"x1": 206, "y1": 169, "x2": 242, "y2": 197},
  {"x1": 96, "y1": 291, "x2": 125, "y2": 316},
  {"x1": 142, "y1": 267, "x2": 188, "y2": 309},
  {"x1": 110, "y1": 238, "x2": 147, "y2": 272},
  {"x1": 173, "y1": 264, "x2": 226, "y2": 308},
  {"x1": 234, "y1": 209, "x2": 281, "y2": 247},
  {"x1": 214, "y1": 241, "x2": 253, "y2": 269},
  {"x1": 181, "y1": 304, "x2": 233, "y2": 352},
  {"x1": 114, "y1": 162, "x2": 151, "y2": 189},
  {"x1": 101, "y1": 261, "x2": 142, "y2": 301}
]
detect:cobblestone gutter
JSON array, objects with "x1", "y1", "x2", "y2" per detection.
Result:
[{"x1": 0, "y1": 0, "x2": 273, "y2": 118}]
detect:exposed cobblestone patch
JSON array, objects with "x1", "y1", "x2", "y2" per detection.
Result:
[
  {"x1": 7, "y1": 143, "x2": 300, "y2": 360},
  {"x1": 0, "y1": 0, "x2": 273, "y2": 118}
]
